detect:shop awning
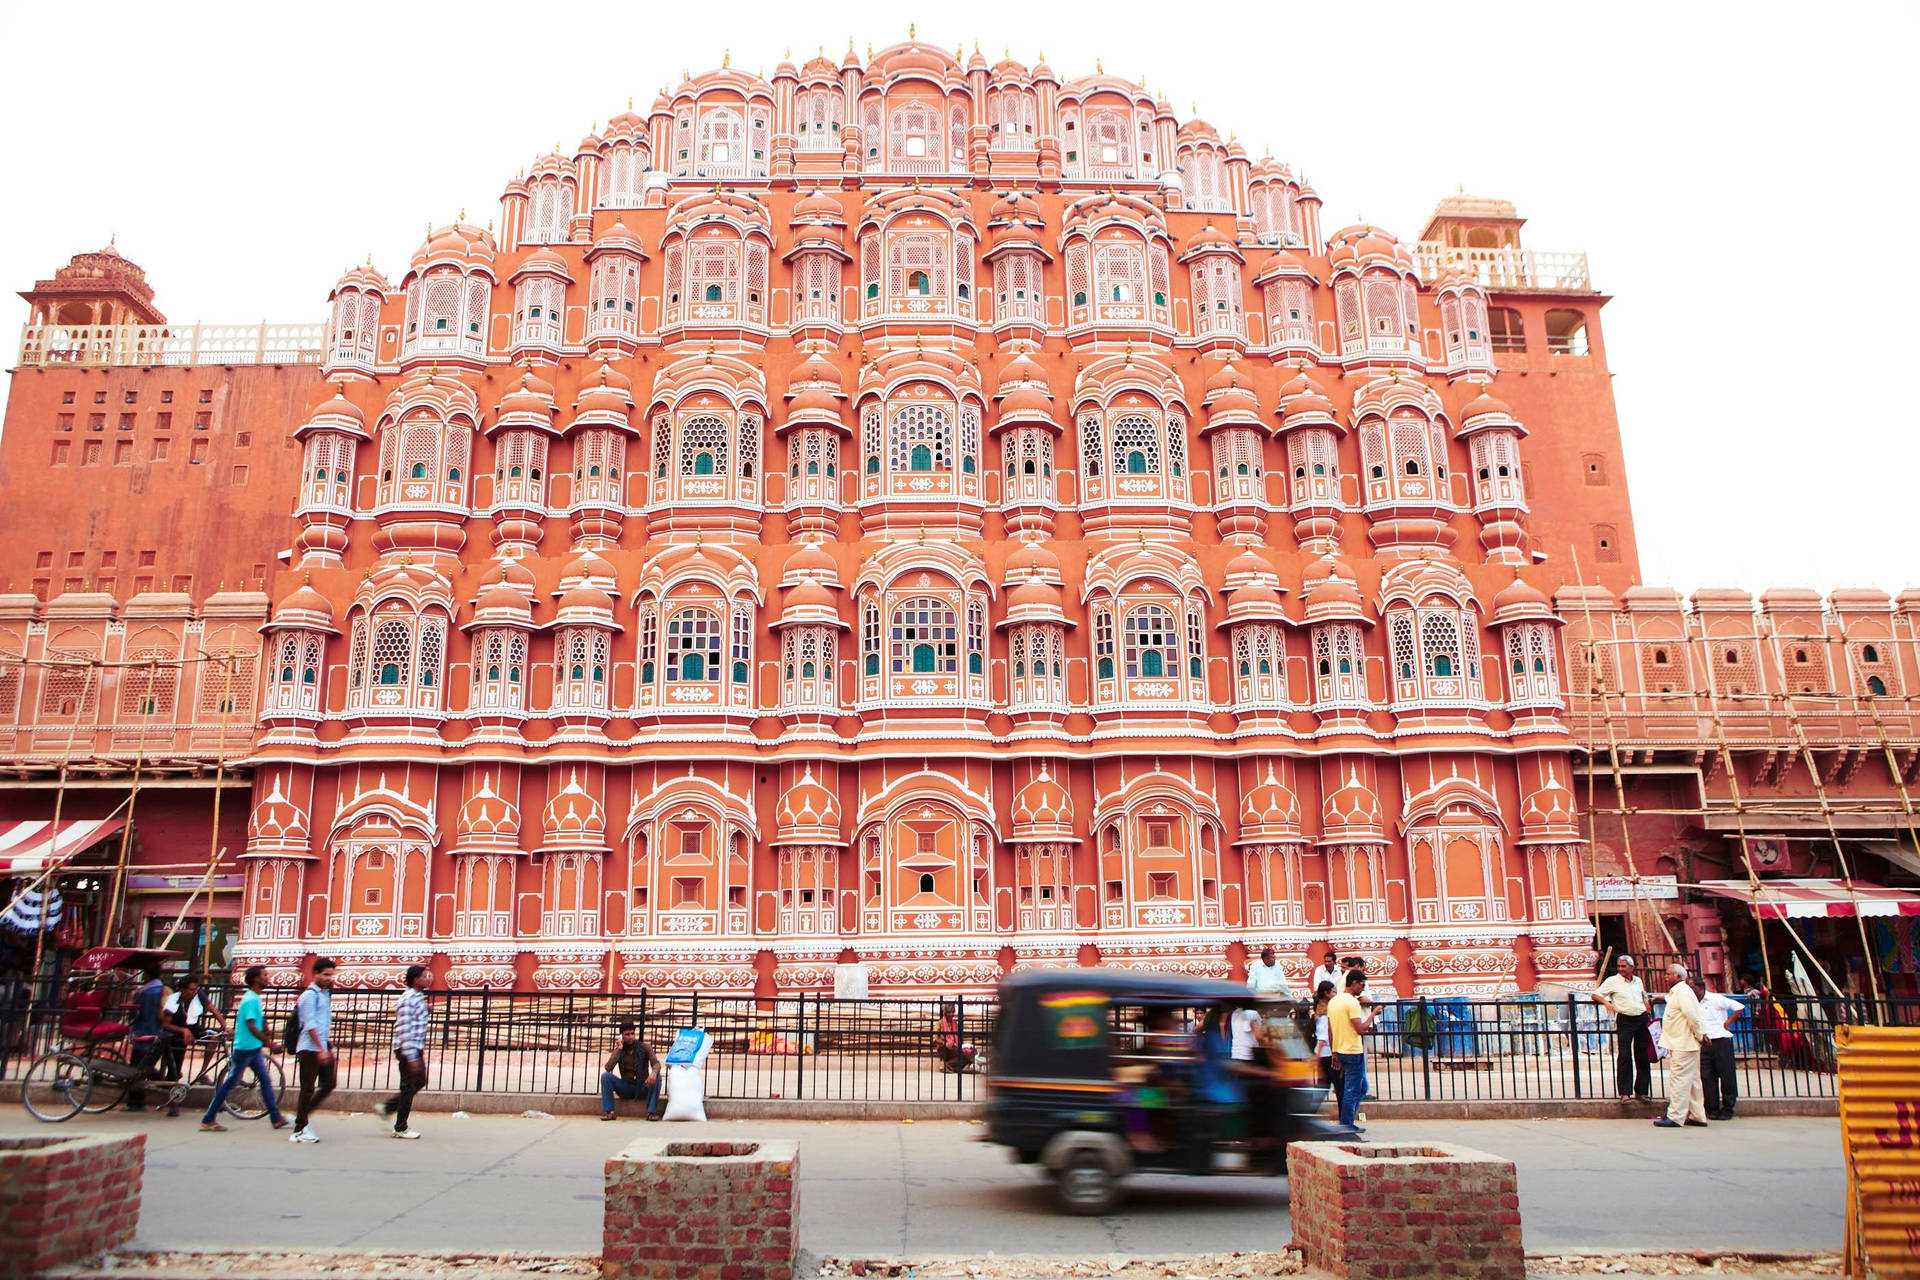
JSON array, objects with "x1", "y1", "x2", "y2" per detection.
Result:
[
  {"x1": 0, "y1": 818, "x2": 125, "y2": 875},
  {"x1": 1696, "y1": 877, "x2": 1920, "y2": 919}
]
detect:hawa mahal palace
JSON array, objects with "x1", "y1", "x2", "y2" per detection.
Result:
[{"x1": 4, "y1": 39, "x2": 1916, "y2": 998}]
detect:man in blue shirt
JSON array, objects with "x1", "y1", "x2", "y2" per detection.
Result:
[
  {"x1": 124, "y1": 962, "x2": 167, "y2": 1113},
  {"x1": 290, "y1": 958, "x2": 336, "y2": 1144},
  {"x1": 199, "y1": 964, "x2": 287, "y2": 1132}
]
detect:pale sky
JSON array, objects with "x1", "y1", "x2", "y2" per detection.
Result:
[{"x1": 2, "y1": 1, "x2": 1913, "y2": 594}]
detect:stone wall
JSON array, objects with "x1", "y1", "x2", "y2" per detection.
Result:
[
  {"x1": 1286, "y1": 1140, "x2": 1522, "y2": 1280},
  {"x1": 0, "y1": 1132, "x2": 146, "y2": 1280},
  {"x1": 603, "y1": 1138, "x2": 799, "y2": 1280}
]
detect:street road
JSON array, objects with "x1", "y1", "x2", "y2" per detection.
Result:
[{"x1": 0, "y1": 1111, "x2": 1842, "y2": 1257}]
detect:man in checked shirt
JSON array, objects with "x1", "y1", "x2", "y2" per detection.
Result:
[{"x1": 375, "y1": 964, "x2": 431, "y2": 1139}]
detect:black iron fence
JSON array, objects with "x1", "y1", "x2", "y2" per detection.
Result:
[{"x1": 2, "y1": 977, "x2": 1910, "y2": 1107}]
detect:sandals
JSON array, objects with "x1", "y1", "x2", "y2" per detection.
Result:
[{"x1": 200, "y1": 1122, "x2": 228, "y2": 1133}]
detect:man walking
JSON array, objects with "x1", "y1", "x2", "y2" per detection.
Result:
[
  {"x1": 376, "y1": 964, "x2": 430, "y2": 1139},
  {"x1": 1654, "y1": 966, "x2": 1708, "y2": 1129},
  {"x1": 1327, "y1": 969, "x2": 1376, "y2": 1132},
  {"x1": 200, "y1": 965, "x2": 286, "y2": 1132},
  {"x1": 1246, "y1": 945, "x2": 1293, "y2": 999},
  {"x1": 290, "y1": 958, "x2": 337, "y2": 1144},
  {"x1": 1699, "y1": 980, "x2": 1746, "y2": 1121},
  {"x1": 1593, "y1": 954, "x2": 1652, "y2": 1104},
  {"x1": 599, "y1": 1021, "x2": 663, "y2": 1121}
]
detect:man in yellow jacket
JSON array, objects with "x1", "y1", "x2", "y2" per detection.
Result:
[{"x1": 1654, "y1": 965, "x2": 1708, "y2": 1129}]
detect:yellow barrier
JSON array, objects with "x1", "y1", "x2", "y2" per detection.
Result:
[{"x1": 1838, "y1": 1025, "x2": 1920, "y2": 1279}]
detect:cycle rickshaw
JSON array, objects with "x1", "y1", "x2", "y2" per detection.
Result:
[{"x1": 19, "y1": 947, "x2": 282, "y2": 1122}]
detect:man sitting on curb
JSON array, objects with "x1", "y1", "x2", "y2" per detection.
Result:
[{"x1": 600, "y1": 1020, "x2": 664, "y2": 1121}]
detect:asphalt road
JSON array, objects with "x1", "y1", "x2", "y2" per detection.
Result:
[{"x1": 0, "y1": 1110, "x2": 1843, "y2": 1257}]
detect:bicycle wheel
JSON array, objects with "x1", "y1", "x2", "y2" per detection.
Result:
[
  {"x1": 80, "y1": 1044, "x2": 130, "y2": 1113},
  {"x1": 21, "y1": 1052, "x2": 92, "y2": 1122},
  {"x1": 223, "y1": 1053, "x2": 285, "y2": 1121}
]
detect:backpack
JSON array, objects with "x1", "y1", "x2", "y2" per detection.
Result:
[{"x1": 281, "y1": 996, "x2": 303, "y2": 1049}]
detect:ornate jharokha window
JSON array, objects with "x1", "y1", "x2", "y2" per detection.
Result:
[
  {"x1": 1505, "y1": 622, "x2": 1561, "y2": 708},
  {"x1": 375, "y1": 411, "x2": 470, "y2": 510},
  {"x1": 345, "y1": 606, "x2": 447, "y2": 714},
  {"x1": 553, "y1": 626, "x2": 612, "y2": 711},
  {"x1": 469, "y1": 629, "x2": 528, "y2": 712},
  {"x1": 866, "y1": 388, "x2": 981, "y2": 502},
  {"x1": 1064, "y1": 235, "x2": 1172, "y2": 330},
  {"x1": 1008, "y1": 625, "x2": 1066, "y2": 709},
  {"x1": 1078, "y1": 401, "x2": 1189, "y2": 509},
  {"x1": 587, "y1": 256, "x2": 641, "y2": 340},
  {"x1": 794, "y1": 88, "x2": 843, "y2": 151},
  {"x1": 637, "y1": 596, "x2": 754, "y2": 713},
  {"x1": 300, "y1": 433, "x2": 355, "y2": 511},
  {"x1": 1359, "y1": 408, "x2": 1451, "y2": 509},
  {"x1": 267, "y1": 632, "x2": 324, "y2": 716},
  {"x1": 1387, "y1": 602, "x2": 1485, "y2": 709},
  {"x1": 650, "y1": 405, "x2": 761, "y2": 510},
  {"x1": 1089, "y1": 596, "x2": 1206, "y2": 710},
  {"x1": 1285, "y1": 429, "x2": 1341, "y2": 509},
  {"x1": 1312, "y1": 623, "x2": 1368, "y2": 709},
  {"x1": 779, "y1": 628, "x2": 838, "y2": 709},
  {"x1": 858, "y1": 583, "x2": 987, "y2": 708},
  {"x1": 492, "y1": 430, "x2": 547, "y2": 508},
  {"x1": 403, "y1": 268, "x2": 489, "y2": 360}
]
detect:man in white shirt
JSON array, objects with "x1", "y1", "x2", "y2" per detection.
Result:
[
  {"x1": 1246, "y1": 945, "x2": 1293, "y2": 1000},
  {"x1": 1229, "y1": 1005, "x2": 1263, "y2": 1062},
  {"x1": 1697, "y1": 983, "x2": 1746, "y2": 1120},
  {"x1": 1592, "y1": 954, "x2": 1652, "y2": 1103},
  {"x1": 1654, "y1": 966, "x2": 1707, "y2": 1128},
  {"x1": 1310, "y1": 949, "x2": 1339, "y2": 997}
]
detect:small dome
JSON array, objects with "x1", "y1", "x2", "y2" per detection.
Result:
[
  {"x1": 1201, "y1": 358, "x2": 1262, "y2": 427},
  {"x1": 1003, "y1": 539, "x2": 1063, "y2": 583},
  {"x1": 455, "y1": 773, "x2": 521, "y2": 852},
  {"x1": 778, "y1": 577, "x2": 840, "y2": 627},
  {"x1": 1225, "y1": 544, "x2": 1274, "y2": 585},
  {"x1": 563, "y1": 548, "x2": 617, "y2": 586},
  {"x1": 1322, "y1": 767, "x2": 1385, "y2": 843},
  {"x1": 1276, "y1": 369, "x2": 1339, "y2": 430},
  {"x1": 541, "y1": 769, "x2": 607, "y2": 850},
  {"x1": 783, "y1": 541, "x2": 840, "y2": 587},
  {"x1": 773, "y1": 764, "x2": 843, "y2": 845},
  {"x1": 1008, "y1": 578, "x2": 1064, "y2": 612},
  {"x1": 1458, "y1": 386, "x2": 1521, "y2": 435},
  {"x1": 271, "y1": 579, "x2": 335, "y2": 628},
  {"x1": 299, "y1": 386, "x2": 371, "y2": 440},
  {"x1": 1301, "y1": 552, "x2": 1370, "y2": 624},
  {"x1": 474, "y1": 576, "x2": 532, "y2": 616},
  {"x1": 1181, "y1": 222, "x2": 1236, "y2": 255},
  {"x1": 588, "y1": 220, "x2": 646, "y2": 258},
  {"x1": 1252, "y1": 248, "x2": 1314, "y2": 285},
  {"x1": 248, "y1": 775, "x2": 310, "y2": 852},
  {"x1": 1492, "y1": 574, "x2": 1555, "y2": 625},
  {"x1": 1009, "y1": 765, "x2": 1074, "y2": 842},
  {"x1": 512, "y1": 247, "x2": 570, "y2": 281},
  {"x1": 1237, "y1": 763, "x2": 1303, "y2": 844},
  {"x1": 1518, "y1": 765, "x2": 1581, "y2": 843},
  {"x1": 791, "y1": 187, "x2": 845, "y2": 224}
]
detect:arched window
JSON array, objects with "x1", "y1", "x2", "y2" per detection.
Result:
[
  {"x1": 889, "y1": 598, "x2": 958, "y2": 674},
  {"x1": 1124, "y1": 606, "x2": 1177, "y2": 681},
  {"x1": 1870, "y1": 675, "x2": 1888, "y2": 696},
  {"x1": 909, "y1": 271, "x2": 930, "y2": 295},
  {"x1": 666, "y1": 608, "x2": 721, "y2": 681},
  {"x1": 1110, "y1": 415, "x2": 1160, "y2": 477},
  {"x1": 1864, "y1": 644, "x2": 1881, "y2": 663},
  {"x1": 889, "y1": 402, "x2": 952, "y2": 475}
]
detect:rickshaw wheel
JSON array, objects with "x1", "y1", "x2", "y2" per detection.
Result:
[
  {"x1": 79, "y1": 1068, "x2": 127, "y2": 1113},
  {"x1": 1055, "y1": 1151, "x2": 1121, "y2": 1216},
  {"x1": 20, "y1": 1052, "x2": 92, "y2": 1122}
]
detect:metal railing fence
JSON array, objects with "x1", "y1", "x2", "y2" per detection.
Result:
[{"x1": 2, "y1": 979, "x2": 1908, "y2": 1106}]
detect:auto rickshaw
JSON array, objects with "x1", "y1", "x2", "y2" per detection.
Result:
[{"x1": 983, "y1": 968, "x2": 1351, "y2": 1214}]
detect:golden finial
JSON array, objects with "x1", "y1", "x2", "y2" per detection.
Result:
[
  {"x1": 628, "y1": 96, "x2": 634, "y2": 109},
  {"x1": 459, "y1": 208, "x2": 466, "y2": 221},
  {"x1": 909, "y1": 22, "x2": 915, "y2": 39},
  {"x1": 723, "y1": 48, "x2": 731, "y2": 68},
  {"x1": 365, "y1": 252, "x2": 372, "y2": 266},
  {"x1": 784, "y1": 46, "x2": 791, "y2": 59},
  {"x1": 1038, "y1": 49, "x2": 1045, "y2": 61},
  {"x1": 1096, "y1": 58, "x2": 1103, "y2": 73},
  {"x1": 916, "y1": 521, "x2": 926, "y2": 543},
  {"x1": 866, "y1": 42, "x2": 873, "y2": 59},
  {"x1": 1191, "y1": 101, "x2": 1197, "y2": 115},
  {"x1": 705, "y1": 339, "x2": 716, "y2": 362},
  {"x1": 1459, "y1": 180, "x2": 1466, "y2": 194},
  {"x1": 1003, "y1": 46, "x2": 1009, "y2": 59},
  {"x1": 487, "y1": 219, "x2": 493, "y2": 233},
  {"x1": 818, "y1": 44, "x2": 824, "y2": 56},
  {"x1": 303, "y1": 570, "x2": 311, "y2": 586}
]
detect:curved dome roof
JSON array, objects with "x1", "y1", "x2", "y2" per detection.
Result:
[{"x1": 1010, "y1": 765, "x2": 1075, "y2": 841}]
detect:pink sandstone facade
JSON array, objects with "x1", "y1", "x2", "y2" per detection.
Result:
[{"x1": 3, "y1": 39, "x2": 1913, "y2": 996}]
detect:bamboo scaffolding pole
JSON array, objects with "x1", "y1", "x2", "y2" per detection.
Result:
[
  {"x1": 1692, "y1": 629, "x2": 1784, "y2": 996},
  {"x1": 1757, "y1": 617, "x2": 1881, "y2": 1002}
]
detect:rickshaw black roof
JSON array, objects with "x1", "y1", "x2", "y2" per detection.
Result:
[{"x1": 997, "y1": 967, "x2": 1252, "y2": 1004}]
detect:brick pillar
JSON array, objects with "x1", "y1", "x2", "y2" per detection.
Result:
[
  {"x1": 0, "y1": 1133, "x2": 146, "y2": 1280},
  {"x1": 603, "y1": 1138, "x2": 799, "y2": 1280},
  {"x1": 1286, "y1": 1140, "x2": 1522, "y2": 1280}
]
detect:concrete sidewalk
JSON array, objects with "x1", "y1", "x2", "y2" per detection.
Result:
[{"x1": 0, "y1": 1111, "x2": 1844, "y2": 1257}]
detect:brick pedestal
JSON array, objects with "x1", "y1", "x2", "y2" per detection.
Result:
[
  {"x1": 603, "y1": 1138, "x2": 798, "y2": 1280},
  {"x1": 1286, "y1": 1141, "x2": 1521, "y2": 1280},
  {"x1": 0, "y1": 1133, "x2": 146, "y2": 1280}
]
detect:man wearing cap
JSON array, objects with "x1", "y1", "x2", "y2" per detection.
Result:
[
  {"x1": 1592, "y1": 954, "x2": 1652, "y2": 1104},
  {"x1": 1654, "y1": 967, "x2": 1708, "y2": 1129}
]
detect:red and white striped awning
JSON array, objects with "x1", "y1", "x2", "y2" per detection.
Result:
[
  {"x1": 0, "y1": 819, "x2": 125, "y2": 875},
  {"x1": 1696, "y1": 877, "x2": 1920, "y2": 919}
]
